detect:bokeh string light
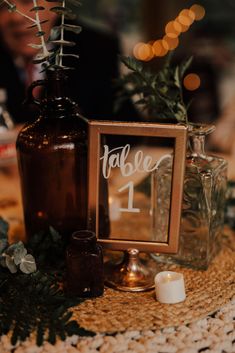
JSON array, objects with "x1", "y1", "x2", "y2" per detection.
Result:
[
  {"x1": 133, "y1": 3, "x2": 205, "y2": 62},
  {"x1": 183, "y1": 73, "x2": 201, "y2": 91}
]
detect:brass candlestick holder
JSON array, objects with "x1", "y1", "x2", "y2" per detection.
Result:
[{"x1": 104, "y1": 248, "x2": 157, "y2": 292}]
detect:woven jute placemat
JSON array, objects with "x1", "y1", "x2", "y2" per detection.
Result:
[{"x1": 72, "y1": 232, "x2": 235, "y2": 333}]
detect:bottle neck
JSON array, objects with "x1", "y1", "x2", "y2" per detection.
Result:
[
  {"x1": 70, "y1": 230, "x2": 97, "y2": 252},
  {"x1": 188, "y1": 134, "x2": 206, "y2": 157},
  {"x1": 41, "y1": 68, "x2": 77, "y2": 117},
  {"x1": 46, "y1": 68, "x2": 69, "y2": 99}
]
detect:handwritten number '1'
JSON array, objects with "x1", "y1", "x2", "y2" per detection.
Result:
[{"x1": 118, "y1": 181, "x2": 140, "y2": 213}]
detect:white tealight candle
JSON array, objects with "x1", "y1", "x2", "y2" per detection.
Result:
[{"x1": 155, "y1": 271, "x2": 186, "y2": 304}]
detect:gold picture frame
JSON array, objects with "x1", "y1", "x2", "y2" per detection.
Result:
[{"x1": 88, "y1": 120, "x2": 187, "y2": 254}]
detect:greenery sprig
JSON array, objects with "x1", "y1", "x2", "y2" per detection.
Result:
[
  {"x1": 116, "y1": 55, "x2": 192, "y2": 124},
  {"x1": 0, "y1": 218, "x2": 95, "y2": 346},
  {"x1": 0, "y1": 218, "x2": 36, "y2": 274},
  {"x1": 0, "y1": 0, "x2": 82, "y2": 70}
]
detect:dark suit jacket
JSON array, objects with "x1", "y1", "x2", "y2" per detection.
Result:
[{"x1": 0, "y1": 22, "x2": 140, "y2": 124}]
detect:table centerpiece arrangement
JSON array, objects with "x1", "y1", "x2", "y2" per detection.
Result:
[
  {"x1": 116, "y1": 55, "x2": 228, "y2": 269},
  {"x1": 0, "y1": 0, "x2": 232, "y2": 349},
  {"x1": 0, "y1": 0, "x2": 96, "y2": 346}
]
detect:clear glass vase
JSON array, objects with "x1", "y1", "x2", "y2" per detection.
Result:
[{"x1": 151, "y1": 124, "x2": 228, "y2": 269}]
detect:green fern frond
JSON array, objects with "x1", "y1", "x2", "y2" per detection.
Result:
[{"x1": 0, "y1": 269, "x2": 94, "y2": 346}]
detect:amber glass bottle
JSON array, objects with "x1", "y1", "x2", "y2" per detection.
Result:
[
  {"x1": 66, "y1": 230, "x2": 104, "y2": 297},
  {"x1": 16, "y1": 69, "x2": 88, "y2": 240}
]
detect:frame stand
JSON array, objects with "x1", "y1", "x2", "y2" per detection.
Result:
[{"x1": 104, "y1": 248, "x2": 157, "y2": 292}]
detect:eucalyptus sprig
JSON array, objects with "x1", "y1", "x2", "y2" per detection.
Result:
[
  {"x1": 0, "y1": 0, "x2": 51, "y2": 65},
  {"x1": 47, "y1": 0, "x2": 81, "y2": 69},
  {"x1": 0, "y1": 217, "x2": 94, "y2": 346},
  {"x1": 0, "y1": 218, "x2": 36, "y2": 274},
  {"x1": 0, "y1": 0, "x2": 82, "y2": 70},
  {"x1": 116, "y1": 55, "x2": 192, "y2": 124}
]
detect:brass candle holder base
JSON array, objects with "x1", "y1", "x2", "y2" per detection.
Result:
[{"x1": 104, "y1": 248, "x2": 157, "y2": 292}]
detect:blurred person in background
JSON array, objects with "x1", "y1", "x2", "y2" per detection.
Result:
[{"x1": 0, "y1": 0, "x2": 140, "y2": 124}]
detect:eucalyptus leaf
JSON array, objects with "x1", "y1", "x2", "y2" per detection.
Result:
[
  {"x1": 58, "y1": 53, "x2": 79, "y2": 59},
  {"x1": 30, "y1": 6, "x2": 45, "y2": 11},
  {"x1": 36, "y1": 31, "x2": 45, "y2": 37},
  {"x1": 28, "y1": 43, "x2": 43, "y2": 49},
  {"x1": 50, "y1": 6, "x2": 72, "y2": 15},
  {"x1": 50, "y1": 40, "x2": 76, "y2": 47},
  {"x1": 19, "y1": 254, "x2": 37, "y2": 274},
  {"x1": 0, "y1": 253, "x2": 7, "y2": 267},
  {"x1": 48, "y1": 27, "x2": 61, "y2": 42},
  {"x1": 0, "y1": 239, "x2": 8, "y2": 254},
  {"x1": 0, "y1": 217, "x2": 9, "y2": 237},
  {"x1": 5, "y1": 254, "x2": 17, "y2": 273},
  {"x1": 56, "y1": 65, "x2": 75, "y2": 70},
  {"x1": 52, "y1": 24, "x2": 82, "y2": 34},
  {"x1": 13, "y1": 243, "x2": 27, "y2": 266},
  {"x1": 33, "y1": 53, "x2": 50, "y2": 64},
  {"x1": 26, "y1": 20, "x2": 48, "y2": 29},
  {"x1": 64, "y1": 24, "x2": 82, "y2": 34},
  {"x1": 5, "y1": 241, "x2": 23, "y2": 257},
  {"x1": 66, "y1": 0, "x2": 82, "y2": 7}
]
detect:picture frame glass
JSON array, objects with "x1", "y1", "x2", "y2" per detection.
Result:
[{"x1": 88, "y1": 121, "x2": 187, "y2": 253}]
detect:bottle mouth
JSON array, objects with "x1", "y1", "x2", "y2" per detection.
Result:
[
  {"x1": 72, "y1": 230, "x2": 96, "y2": 241},
  {"x1": 187, "y1": 123, "x2": 215, "y2": 136}
]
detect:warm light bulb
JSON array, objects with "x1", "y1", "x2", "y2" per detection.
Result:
[
  {"x1": 152, "y1": 40, "x2": 168, "y2": 57},
  {"x1": 178, "y1": 9, "x2": 195, "y2": 26},
  {"x1": 183, "y1": 73, "x2": 201, "y2": 91},
  {"x1": 165, "y1": 20, "x2": 181, "y2": 38},
  {"x1": 190, "y1": 4, "x2": 206, "y2": 21},
  {"x1": 162, "y1": 35, "x2": 179, "y2": 51},
  {"x1": 134, "y1": 42, "x2": 154, "y2": 61},
  {"x1": 133, "y1": 42, "x2": 145, "y2": 60},
  {"x1": 175, "y1": 16, "x2": 189, "y2": 33}
]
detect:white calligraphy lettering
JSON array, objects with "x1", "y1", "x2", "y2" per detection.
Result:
[{"x1": 100, "y1": 144, "x2": 171, "y2": 179}]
